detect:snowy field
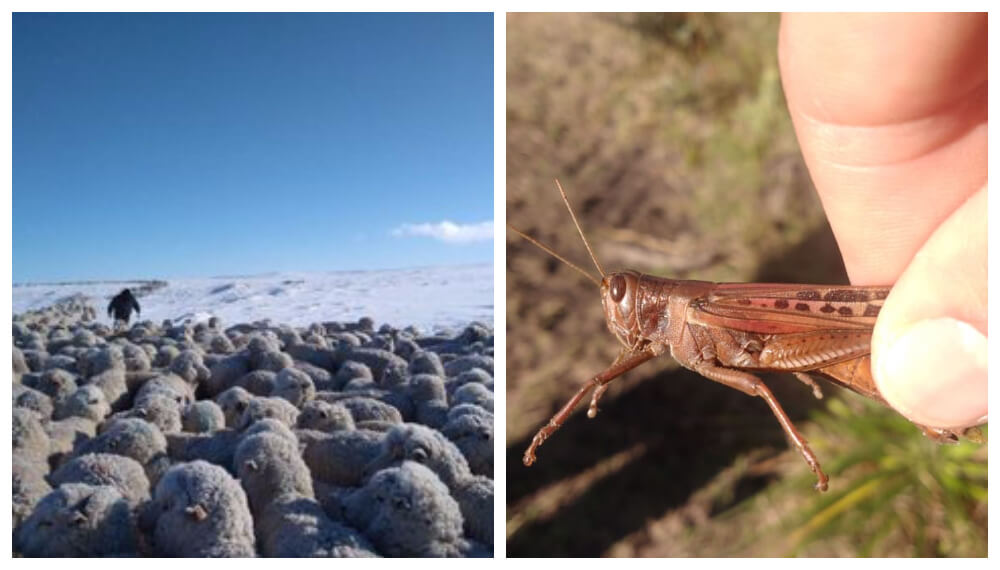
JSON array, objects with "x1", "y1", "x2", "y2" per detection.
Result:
[{"x1": 13, "y1": 263, "x2": 493, "y2": 334}]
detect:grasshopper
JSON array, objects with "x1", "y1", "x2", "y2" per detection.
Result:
[{"x1": 512, "y1": 181, "x2": 981, "y2": 491}]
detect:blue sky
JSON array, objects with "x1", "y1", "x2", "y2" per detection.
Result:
[{"x1": 13, "y1": 13, "x2": 493, "y2": 282}]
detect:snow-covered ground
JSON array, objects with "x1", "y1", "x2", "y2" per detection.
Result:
[{"x1": 13, "y1": 264, "x2": 493, "y2": 334}]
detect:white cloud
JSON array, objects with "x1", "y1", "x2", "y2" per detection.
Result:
[{"x1": 391, "y1": 220, "x2": 493, "y2": 244}]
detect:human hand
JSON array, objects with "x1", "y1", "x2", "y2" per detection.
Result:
[{"x1": 778, "y1": 13, "x2": 987, "y2": 429}]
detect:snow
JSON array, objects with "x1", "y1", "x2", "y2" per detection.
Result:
[{"x1": 13, "y1": 264, "x2": 493, "y2": 335}]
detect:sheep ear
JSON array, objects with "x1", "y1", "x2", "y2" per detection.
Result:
[
  {"x1": 185, "y1": 504, "x2": 208, "y2": 521},
  {"x1": 245, "y1": 459, "x2": 259, "y2": 472}
]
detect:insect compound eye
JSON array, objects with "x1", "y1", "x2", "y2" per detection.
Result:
[{"x1": 610, "y1": 275, "x2": 627, "y2": 303}]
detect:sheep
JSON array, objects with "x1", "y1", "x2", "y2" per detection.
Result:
[
  {"x1": 252, "y1": 350, "x2": 294, "y2": 373},
  {"x1": 13, "y1": 407, "x2": 50, "y2": 465},
  {"x1": 182, "y1": 400, "x2": 226, "y2": 432},
  {"x1": 333, "y1": 360, "x2": 373, "y2": 390},
  {"x1": 450, "y1": 474, "x2": 493, "y2": 546},
  {"x1": 86, "y1": 367, "x2": 130, "y2": 411},
  {"x1": 363, "y1": 423, "x2": 492, "y2": 545},
  {"x1": 169, "y1": 349, "x2": 211, "y2": 385},
  {"x1": 138, "y1": 461, "x2": 256, "y2": 557},
  {"x1": 154, "y1": 344, "x2": 181, "y2": 367},
  {"x1": 53, "y1": 384, "x2": 110, "y2": 422},
  {"x1": 13, "y1": 384, "x2": 54, "y2": 420},
  {"x1": 242, "y1": 417, "x2": 299, "y2": 443},
  {"x1": 14, "y1": 483, "x2": 139, "y2": 556},
  {"x1": 236, "y1": 396, "x2": 300, "y2": 430},
  {"x1": 116, "y1": 392, "x2": 183, "y2": 434},
  {"x1": 393, "y1": 337, "x2": 420, "y2": 361},
  {"x1": 236, "y1": 369, "x2": 277, "y2": 396},
  {"x1": 20, "y1": 349, "x2": 48, "y2": 372},
  {"x1": 337, "y1": 348, "x2": 406, "y2": 381},
  {"x1": 49, "y1": 453, "x2": 151, "y2": 504},
  {"x1": 208, "y1": 333, "x2": 236, "y2": 354},
  {"x1": 206, "y1": 352, "x2": 252, "y2": 396},
  {"x1": 296, "y1": 400, "x2": 355, "y2": 432},
  {"x1": 284, "y1": 343, "x2": 337, "y2": 372},
  {"x1": 292, "y1": 360, "x2": 334, "y2": 390},
  {"x1": 442, "y1": 355, "x2": 493, "y2": 377},
  {"x1": 233, "y1": 431, "x2": 313, "y2": 514},
  {"x1": 446, "y1": 367, "x2": 494, "y2": 397},
  {"x1": 134, "y1": 373, "x2": 195, "y2": 408},
  {"x1": 166, "y1": 429, "x2": 243, "y2": 473},
  {"x1": 74, "y1": 418, "x2": 171, "y2": 485},
  {"x1": 42, "y1": 354, "x2": 78, "y2": 374},
  {"x1": 338, "y1": 396, "x2": 403, "y2": 425},
  {"x1": 441, "y1": 410, "x2": 493, "y2": 477},
  {"x1": 118, "y1": 341, "x2": 152, "y2": 372},
  {"x1": 26, "y1": 367, "x2": 78, "y2": 402},
  {"x1": 342, "y1": 461, "x2": 465, "y2": 557},
  {"x1": 215, "y1": 386, "x2": 253, "y2": 428},
  {"x1": 451, "y1": 382, "x2": 494, "y2": 413},
  {"x1": 255, "y1": 493, "x2": 377, "y2": 557},
  {"x1": 272, "y1": 367, "x2": 316, "y2": 407},
  {"x1": 13, "y1": 454, "x2": 51, "y2": 530},
  {"x1": 298, "y1": 429, "x2": 383, "y2": 487},
  {"x1": 408, "y1": 350, "x2": 446, "y2": 377},
  {"x1": 45, "y1": 416, "x2": 98, "y2": 469}
]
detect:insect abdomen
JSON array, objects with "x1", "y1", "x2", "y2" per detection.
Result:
[{"x1": 759, "y1": 330, "x2": 872, "y2": 369}]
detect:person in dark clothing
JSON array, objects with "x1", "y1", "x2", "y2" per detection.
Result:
[{"x1": 108, "y1": 288, "x2": 141, "y2": 330}]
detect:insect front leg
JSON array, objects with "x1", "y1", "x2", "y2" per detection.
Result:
[{"x1": 523, "y1": 347, "x2": 657, "y2": 467}]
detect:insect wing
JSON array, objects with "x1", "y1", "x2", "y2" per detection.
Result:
[{"x1": 688, "y1": 283, "x2": 889, "y2": 335}]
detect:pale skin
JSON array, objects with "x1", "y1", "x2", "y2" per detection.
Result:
[{"x1": 778, "y1": 13, "x2": 987, "y2": 429}]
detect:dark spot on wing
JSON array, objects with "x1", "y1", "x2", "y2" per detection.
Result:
[
  {"x1": 796, "y1": 290, "x2": 822, "y2": 300},
  {"x1": 838, "y1": 306, "x2": 854, "y2": 316},
  {"x1": 864, "y1": 304, "x2": 881, "y2": 317},
  {"x1": 774, "y1": 299, "x2": 789, "y2": 309},
  {"x1": 824, "y1": 289, "x2": 870, "y2": 302},
  {"x1": 872, "y1": 290, "x2": 889, "y2": 300},
  {"x1": 820, "y1": 304, "x2": 836, "y2": 313},
  {"x1": 737, "y1": 298, "x2": 752, "y2": 305},
  {"x1": 795, "y1": 303, "x2": 810, "y2": 311}
]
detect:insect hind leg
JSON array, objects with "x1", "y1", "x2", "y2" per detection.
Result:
[{"x1": 692, "y1": 361, "x2": 829, "y2": 491}]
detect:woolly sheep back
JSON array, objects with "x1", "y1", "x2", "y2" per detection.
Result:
[
  {"x1": 15, "y1": 483, "x2": 139, "y2": 557},
  {"x1": 139, "y1": 460, "x2": 256, "y2": 557}
]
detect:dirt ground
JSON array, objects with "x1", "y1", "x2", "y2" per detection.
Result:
[{"x1": 505, "y1": 12, "x2": 912, "y2": 557}]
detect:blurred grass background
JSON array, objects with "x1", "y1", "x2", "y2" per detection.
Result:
[{"x1": 505, "y1": 13, "x2": 987, "y2": 557}]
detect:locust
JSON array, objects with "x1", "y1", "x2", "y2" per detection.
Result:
[{"x1": 512, "y1": 180, "x2": 982, "y2": 491}]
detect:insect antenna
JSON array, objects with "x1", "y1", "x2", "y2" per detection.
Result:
[
  {"x1": 554, "y1": 179, "x2": 606, "y2": 278},
  {"x1": 506, "y1": 224, "x2": 601, "y2": 288}
]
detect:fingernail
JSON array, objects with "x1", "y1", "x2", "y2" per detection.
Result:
[{"x1": 876, "y1": 318, "x2": 987, "y2": 428}]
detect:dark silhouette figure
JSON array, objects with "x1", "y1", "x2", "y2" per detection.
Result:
[{"x1": 108, "y1": 288, "x2": 141, "y2": 330}]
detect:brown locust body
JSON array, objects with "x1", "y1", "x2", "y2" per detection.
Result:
[{"x1": 516, "y1": 183, "x2": 980, "y2": 491}]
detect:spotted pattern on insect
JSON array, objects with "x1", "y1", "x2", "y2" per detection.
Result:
[
  {"x1": 824, "y1": 289, "x2": 871, "y2": 302},
  {"x1": 797, "y1": 290, "x2": 822, "y2": 300}
]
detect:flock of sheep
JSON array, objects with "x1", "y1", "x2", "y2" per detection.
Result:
[{"x1": 13, "y1": 294, "x2": 494, "y2": 557}]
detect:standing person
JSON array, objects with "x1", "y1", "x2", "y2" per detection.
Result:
[{"x1": 108, "y1": 288, "x2": 141, "y2": 331}]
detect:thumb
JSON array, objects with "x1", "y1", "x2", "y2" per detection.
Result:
[{"x1": 872, "y1": 186, "x2": 987, "y2": 429}]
